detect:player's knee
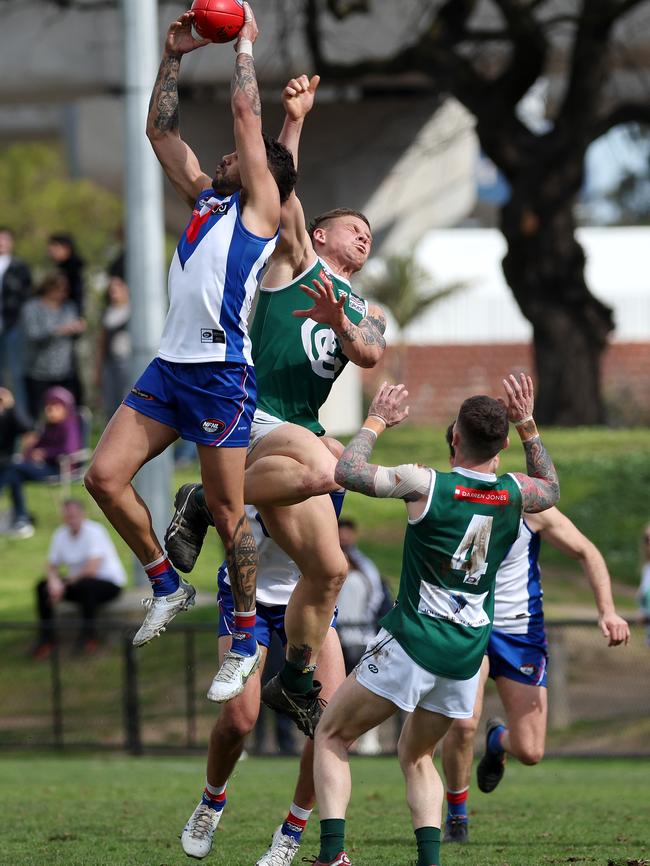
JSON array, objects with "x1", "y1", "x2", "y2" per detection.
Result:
[
  {"x1": 516, "y1": 742, "x2": 544, "y2": 765},
  {"x1": 451, "y1": 716, "x2": 479, "y2": 746},
  {"x1": 84, "y1": 461, "x2": 117, "y2": 502},
  {"x1": 214, "y1": 705, "x2": 257, "y2": 742},
  {"x1": 294, "y1": 465, "x2": 336, "y2": 499},
  {"x1": 397, "y1": 738, "x2": 427, "y2": 773}
]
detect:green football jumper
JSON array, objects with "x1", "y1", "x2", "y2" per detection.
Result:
[
  {"x1": 250, "y1": 258, "x2": 368, "y2": 435},
  {"x1": 381, "y1": 467, "x2": 522, "y2": 680}
]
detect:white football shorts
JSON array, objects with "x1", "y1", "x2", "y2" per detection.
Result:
[
  {"x1": 247, "y1": 408, "x2": 288, "y2": 454},
  {"x1": 355, "y1": 628, "x2": 481, "y2": 718}
]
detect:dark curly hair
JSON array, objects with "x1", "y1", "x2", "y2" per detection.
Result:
[
  {"x1": 456, "y1": 396, "x2": 509, "y2": 460},
  {"x1": 263, "y1": 133, "x2": 297, "y2": 204}
]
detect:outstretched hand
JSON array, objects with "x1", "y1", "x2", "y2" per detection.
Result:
[
  {"x1": 282, "y1": 74, "x2": 321, "y2": 122},
  {"x1": 165, "y1": 11, "x2": 210, "y2": 56},
  {"x1": 502, "y1": 373, "x2": 534, "y2": 424},
  {"x1": 368, "y1": 382, "x2": 410, "y2": 429},
  {"x1": 294, "y1": 271, "x2": 347, "y2": 329}
]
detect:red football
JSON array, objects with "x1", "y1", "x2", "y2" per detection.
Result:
[{"x1": 191, "y1": 0, "x2": 245, "y2": 44}]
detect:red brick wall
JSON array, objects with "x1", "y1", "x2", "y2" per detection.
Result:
[{"x1": 362, "y1": 343, "x2": 650, "y2": 425}]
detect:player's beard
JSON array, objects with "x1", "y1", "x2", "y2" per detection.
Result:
[{"x1": 211, "y1": 173, "x2": 239, "y2": 197}]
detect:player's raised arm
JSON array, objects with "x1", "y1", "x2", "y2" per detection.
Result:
[
  {"x1": 527, "y1": 508, "x2": 630, "y2": 646},
  {"x1": 272, "y1": 74, "x2": 320, "y2": 267},
  {"x1": 504, "y1": 374, "x2": 560, "y2": 513},
  {"x1": 334, "y1": 383, "x2": 431, "y2": 517},
  {"x1": 146, "y1": 12, "x2": 212, "y2": 208},
  {"x1": 231, "y1": 3, "x2": 282, "y2": 237}
]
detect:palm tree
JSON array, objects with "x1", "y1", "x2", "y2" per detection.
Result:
[{"x1": 360, "y1": 252, "x2": 465, "y2": 381}]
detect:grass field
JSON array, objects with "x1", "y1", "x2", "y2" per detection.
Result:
[
  {"x1": 0, "y1": 754, "x2": 648, "y2": 866},
  {"x1": 0, "y1": 425, "x2": 648, "y2": 625}
]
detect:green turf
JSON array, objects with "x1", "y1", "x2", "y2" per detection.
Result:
[
  {"x1": 0, "y1": 755, "x2": 648, "y2": 865},
  {"x1": 1, "y1": 425, "x2": 647, "y2": 624}
]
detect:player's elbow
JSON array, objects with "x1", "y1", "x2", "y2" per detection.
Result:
[{"x1": 334, "y1": 462, "x2": 350, "y2": 489}]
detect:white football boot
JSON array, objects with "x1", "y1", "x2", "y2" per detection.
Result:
[
  {"x1": 206, "y1": 646, "x2": 262, "y2": 703},
  {"x1": 132, "y1": 579, "x2": 196, "y2": 647},
  {"x1": 256, "y1": 825, "x2": 301, "y2": 866},
  {"x1": 181, "y1": 801, "x2": 223, "y2": 859}
]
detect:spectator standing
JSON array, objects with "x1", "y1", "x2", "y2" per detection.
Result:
[
  {"x1": 34, "y1": 498, "x2": 126, "y2": 657},
  {"x1": 336, "y1": 518, "x2": 387, "y2": 755},
  {"x1": 0, "y1": 386, "x2": 82, "y2": 537},
  {"x1": 0, "y1": 226, "x2": 32, "y2": 411},
  {"x1": 47, "y1": 233, "x2": 85, "y2": 315},
  {"x1": 640, "y1": 524, "x2": 650, "y2": 646},
  {"x1": 336, "y1": 517, "x2": 385, "y2": 672},
  {"x1": 21, "y1": 273, "x2": 85, "y2": 418},
  {"x1": 94, "y1": 275, "x2": 132, "y2": 419},
  {"x1": 0, "y1": 386, "x2": 33, "y2": 530}
]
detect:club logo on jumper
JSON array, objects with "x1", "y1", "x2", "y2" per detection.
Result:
[
  {"x1": 519, "y1": 663, "x2": 538, "y2": 678},
  {"x1": 177, "y1": 194, "x2": 233, "y2": 268},
  {"x1": 348, "y1": 294, "x2": 366, "y2": 316},
  {"x1": 301, "y1": 320, "x2": 344, "y2": 380},
  {"x1": 201, "y1": 328, "x2": 226, "y2": 344},
  {"x1": 367, "y1": 663, "x2": 379, "y2": 673},
  {"x1": 201, "y1": 418, "x2": 226, "y2": 434},
  {"x1": 130, "y1": 387, "x2": 154, "y2": 401},
  {"x1": 453, "y1": 485, "x2": 510, "y2": 506}
]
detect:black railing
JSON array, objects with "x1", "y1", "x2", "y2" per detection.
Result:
[{"x1": 1, "y1": 619, "x2": 649, "y2": 755}]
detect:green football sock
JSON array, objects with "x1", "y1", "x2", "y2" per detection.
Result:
[
  {"x1": 415, "y1": 826, "x2": 441, "y2": 866},
  {"x1": 319, "y1": 818, "x2": 346, "y2": 862},
  {"x1": 279, "y1": 659, "x2": 315, "y2": 695}
]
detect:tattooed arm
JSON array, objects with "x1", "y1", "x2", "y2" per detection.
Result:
[
  {"x1": 231, "y1": 4, "x2": 282, "y2": 238},
  {"x1": 293, "y1": 271, "x2": 387, "y2": 368},
  {"x1": 503, "y1": 374, "x2": 560, "y2": 513},
  {"x1": 146, "y1": 12, "x2": 211, "y2": 207},
  {"x1": 334, "y1": 383, "x2": 431, "y2": 518}
]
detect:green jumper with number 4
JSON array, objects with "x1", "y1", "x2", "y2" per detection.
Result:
[{"x1": 381, "y1": 467, "x2": 523, "y2": 681}]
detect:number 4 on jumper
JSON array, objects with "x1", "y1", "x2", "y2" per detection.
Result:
[{"x1": 451, "y1": 515, "x2": 493, "y2": 585}]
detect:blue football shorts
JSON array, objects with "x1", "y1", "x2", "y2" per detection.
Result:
[
  {"x1": 217, "y1": 566, "x2": 338, "y2": 648},
  {"x1": 487, "y1": 626, "x2": 549, "y2": 688},
  {"x1": 123, "y1": 357, "x2": 256, "y2": 447}
]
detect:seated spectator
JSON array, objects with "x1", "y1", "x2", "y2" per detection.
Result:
[
  {"x1": 33, "y1": 498, "x2": 126, "y2": 658},
  {"x1": 0, "y1": 386, "x2": 82, "y2": 537},
  {"x1": 0, "y1": 386, "x2": 33, "y2": 531},
  {"x1": 21, "y1": 272, "x2": 85, "y2": 419},
  {"x1": 639, "y1": 524, "x2": 650, "y2": 647},
  {"x1": 94, "y1": 274, "x2": 132, "y2": 420}
]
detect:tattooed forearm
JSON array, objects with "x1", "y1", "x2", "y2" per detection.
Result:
[
  {"x1": 148, "y1": 53, "x2": 181, "y2": 133},
  {"x1": 334, "y1": 429, "x2": 380, "y2": 496},
  {"x1": 225, "y1": 512, "x2": 257, "y2": 611},
  {"x1": 514, "y1": 434, "x2": 560, "y2": 513},
  {"x1": 358, "y1": 313, "x2": 387, "y2": 349},
  {"x1": 232, "y1": 54, "x2": 261, "y2": 117}
]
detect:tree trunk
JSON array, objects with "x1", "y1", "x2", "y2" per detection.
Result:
[{"x1": 501, "y1": 198, "x2": 614, "y2": 426}]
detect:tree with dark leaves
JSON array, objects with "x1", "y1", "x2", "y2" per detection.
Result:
[{"x1": 304, "y1": 0, "x2": 650, "y2": 425}]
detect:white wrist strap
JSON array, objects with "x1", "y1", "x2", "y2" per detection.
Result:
[
  {"x1": 360, "y1": 427, "x2": 378, "y2": 439},
  {"x1": 236, "y1": 38, "x2": 253, "y2": 57},
  {"x1": 514, "y1": 415, "x2": 534, "y2": 426}
]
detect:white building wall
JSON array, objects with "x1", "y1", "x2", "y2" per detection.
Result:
[{"x1": 403, "y1": 227, "x2": 650, "y2": 345}]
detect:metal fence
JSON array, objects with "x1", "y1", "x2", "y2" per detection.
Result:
[{"x1": 1, "y1": 620, "x2": 649, "y2": 755}]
